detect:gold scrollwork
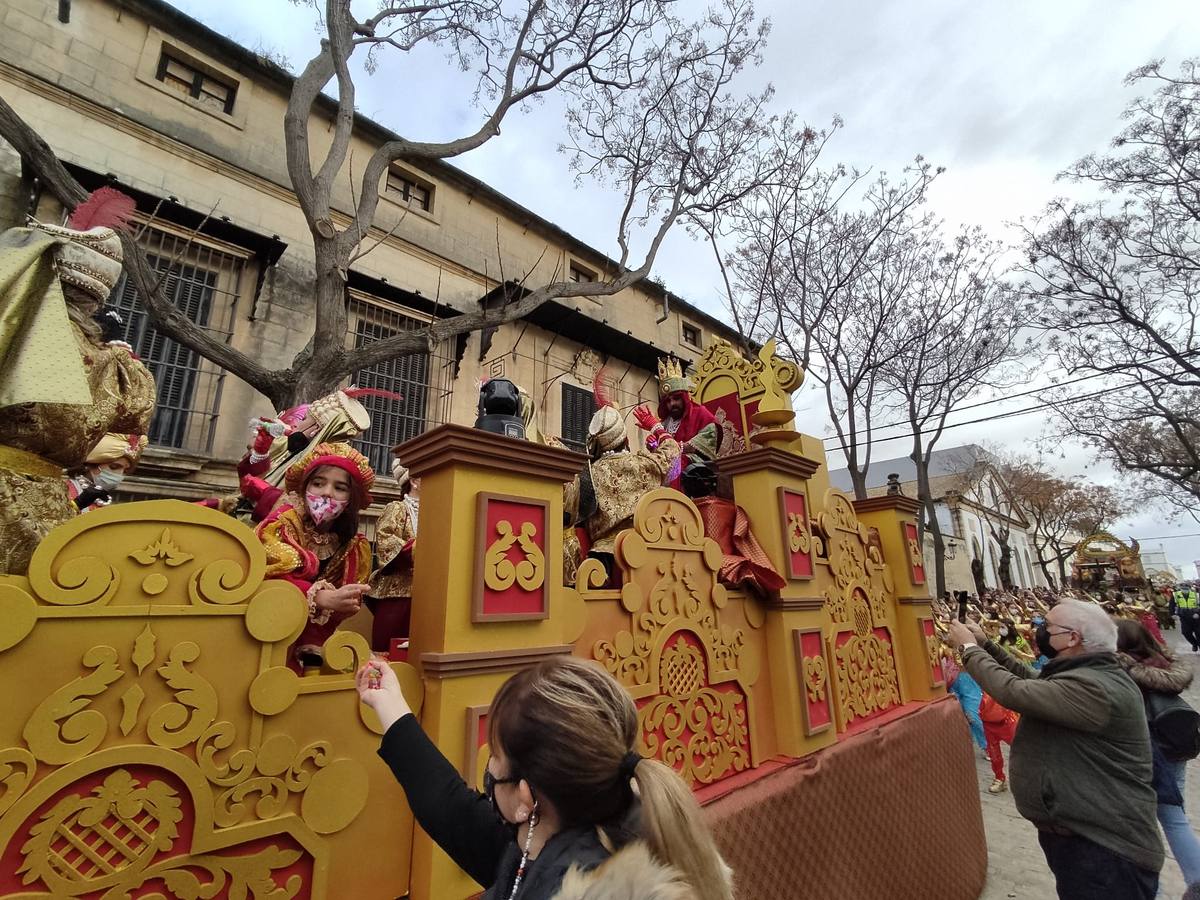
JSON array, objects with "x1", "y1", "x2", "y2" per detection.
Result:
[
  {"x1": 483, "y1": 520, "x2": 546, "y2": 592},
  {"x1": 787, "y1": 512, "x2": 810, "y2": 554},
  {"x1": 638, "y1": 637, "x2": 750, "y2": 785},
  {"x1": 24, "y1": 645, "x2": 123, "y2": 766},
  {"x1": 147, "y1": 642, "x2": 218, "y2": 749},
  {"x1": 803, "y1": 655, "x2": 828, "y2": 703},
  {"x1": 0, "y1": 747, "x2": 36, "y2": 816},
  {"x1": 834, "y1": 632, "x2": 902, "y2": 724},
  {"x1": 17, "y1": 769, "x2": 182, "y2": 894},
  {"x1": 105, "y1": 845, "x2": 303, "y2": 899}
]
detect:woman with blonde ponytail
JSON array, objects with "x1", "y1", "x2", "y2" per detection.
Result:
[{"x1": 357, "y1": 656, "x2": 733, "y2": 900}]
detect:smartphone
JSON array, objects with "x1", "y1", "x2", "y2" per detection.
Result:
[{"x1": 957, "y1": 593, "x2": 969, "y2": 624}]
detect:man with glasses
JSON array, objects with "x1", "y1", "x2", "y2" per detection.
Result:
[{"x1": 947, "y1": 599, "x2": 1163, "y2": 900}]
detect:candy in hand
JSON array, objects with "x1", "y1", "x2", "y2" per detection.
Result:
[{"x1": 366, "y1": 662, "x2": 384, "y2": 690}]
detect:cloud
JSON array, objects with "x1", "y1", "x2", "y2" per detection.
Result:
[{"x1": 165, "y1": 0, "x2": 1200, "y2": 568}]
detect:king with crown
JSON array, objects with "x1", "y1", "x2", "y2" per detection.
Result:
[{"x1": 650, "y1": 355, "x2": 720, "y2": 490}]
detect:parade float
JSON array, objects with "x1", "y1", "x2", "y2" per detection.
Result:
[
  {"x1": 1072, "y1": 531, "x2": 1148, "y2": 593},
  {"x1": 0, "y1": 340, "x2": 986, "y2": 899}
]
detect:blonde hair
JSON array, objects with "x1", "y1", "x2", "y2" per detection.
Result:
[{"x1": 488, "y1": 657, "x2": 732, "y2": 900}]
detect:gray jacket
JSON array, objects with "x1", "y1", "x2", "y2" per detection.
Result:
[{"x1": 963, "y1": 641, "x2": 1164, "y2": 872}]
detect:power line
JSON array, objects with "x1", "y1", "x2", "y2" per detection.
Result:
[
  {"x1": 819, "y1": 348, "x2": 1200, "y2": 447},
  {"x1": 820, "y1": 370, "x2": 1181, "y2": 452}
]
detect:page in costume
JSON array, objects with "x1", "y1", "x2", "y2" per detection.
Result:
[{"x1": 0, "y1": 200, "x2": 156, "y2": 575}]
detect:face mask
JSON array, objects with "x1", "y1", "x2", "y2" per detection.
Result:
[
  {"x1": 306, "y1": 492, "x2": 347, "y2": 525},
  {"x1": 95, "y1": 469, "x2": 125, "y2": 490},
  {"x1": 1035, "y1": 625, "x2": 1058, "y2": 660},
  {"x1": 999, "y1": 627, "x2": 1009, "y2": 637},
  {"x1": 287, "y1": 431, "x2": 311, "y2": 455}
]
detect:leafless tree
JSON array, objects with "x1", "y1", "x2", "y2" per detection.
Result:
[
  {"x1": 999, "y1": 455, "x2": 1126, "y2": 586},
  {"x1": 880, "y1": 224, "x2": 1030, "y2": 597},
  {"x1": 0, "y1": 0, "x2": 773, "y2": 407},
  {"x1": 1017, "y1": 58, "x2": 1200, "y2": 519},
  {"x1": 709, "y1": 115, "x2": 940, "y2": 497}
]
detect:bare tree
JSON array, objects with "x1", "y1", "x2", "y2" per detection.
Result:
[
  {"x1": 710, "y1": 115, "x2": 940, "y2": 497},
  {"x1": 0, "y1": 0, "x2": 773, "y2": 407},
  {"x1": 880, "y1": 224, "x2": 1029, "y2": 598},
  {"x1": 1018, "y1": 58, "x2": 1200, "y2": 518},
  {"x1": 999, "y1": 456, "x2": 1126, "y2": 587}
]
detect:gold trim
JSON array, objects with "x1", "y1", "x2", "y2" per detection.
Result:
[
  {"x1": 0, "y1": 445, "x2": 63, "y2": 478},
  {"x1": 397, "y1": 424, "x2": 585, "y2": 482},
  {"x1": 418, "y1": 645, "x2": 572, "y2": 679},
  {"x1": 716, "y1": 446, "x2": 821, "y2": 480}
]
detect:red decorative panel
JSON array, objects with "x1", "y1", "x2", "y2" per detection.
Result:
[
  {"x1": 793, "y1": 628, "x2": 832, "y2": 735},
  {"x1": 703, "y1": 392, "x2": 747, "y2": 436},
  {"x1": 777, "y1": 488, "x2": 814, "y2": 579},
  {"x1": 635, "y1": 631, "x2": 750, "y2": 787},
  {"x1": 473, "y1": 494, "x2": 550, "y2": 622},
  {"x1": 920, "y1": 617, "x2": 944, "y2": 688},
  {"x1": 0, "y1": 764, "x2": 314, "y2": 897},
  {"x1": 902, "y1": 521, "x2": 926, "y2": 586}
]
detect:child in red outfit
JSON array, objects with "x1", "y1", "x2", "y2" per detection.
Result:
[{"x1": 979, "y1": 693, "x2": 1019, "y2": 792}]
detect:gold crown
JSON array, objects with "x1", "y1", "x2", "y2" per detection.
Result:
[{"x1": 657, "y1": 356, "x2": 690, "y2": 395}]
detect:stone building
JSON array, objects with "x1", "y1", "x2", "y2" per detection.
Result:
[
  {"x1": 830, "y1": 445, "x2": 1048, "y2": 596},
  {"x1": 0, "y1": 0, "x2": 738, "y2": 513}
]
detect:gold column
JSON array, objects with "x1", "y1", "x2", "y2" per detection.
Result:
[
  {"x1": 395, "y1": 425, "x2": 586, "y2": 900},
  {"x1": 851, "y1": 495, "x2": 943, "y2": 703}
]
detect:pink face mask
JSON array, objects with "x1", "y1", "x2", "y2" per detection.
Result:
[{"x1": 306, "y1": 492, "x2": 348, "y2": 525}]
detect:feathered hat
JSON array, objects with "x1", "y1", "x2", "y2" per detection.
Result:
[
  {"x1": 284, "y1": 442, "x2": 375, "y2": 508},
  {"x1": 657, "y1": 355, "x2": 690, "y2": 396},
  {"x1": 34, "y1": 187, "x2": 136, "y2": 303},
  {"x1": 586, "y1": 366, "x2": 627, "y2": 455},
  {"x1": 85, "y1": 433, "x2": 148, "y2": 467}
]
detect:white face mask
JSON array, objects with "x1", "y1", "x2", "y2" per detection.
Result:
[
  {"x1": 998, "y1": 627, "x2": 1009, "y2": 637},
  {"x1": 96, "y1": 469, "x2": 125, "y2": 490}
]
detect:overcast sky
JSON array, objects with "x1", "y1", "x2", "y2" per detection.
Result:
[{"x1": 167, "y1": 0, "x2": 1200, "y2": 571}]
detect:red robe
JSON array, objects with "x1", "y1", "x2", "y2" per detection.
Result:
[
  {"x1": 658, "y1": 393, "x2": 718, "y2": 488},
  {"x1": 255, "y1": 503, "x2": 371, "y2": 672}
]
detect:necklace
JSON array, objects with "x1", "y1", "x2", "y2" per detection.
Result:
[
  {"x1": 303, "y1": 523, "x2": 338, "y2": 560},
  {"x1": 664, "y1": 417, "x2": 681, "y2": 435},
  {"x1": 507, "y1": 811, "x2": 538, "y2": 900}
]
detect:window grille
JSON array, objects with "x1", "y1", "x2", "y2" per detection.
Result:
[
  {"x1": 110, "y1": 227, "x2": 244, "y2": 452},
  {"x1": 155, "y1": 48, "x2": 238, "y2": 114},
  {"x1": 681, "y1": 321, "x2": 702, "y2": 348},
  {"x1": 348, "y1": 295, "x2": 454, "y2": 475},
  {"x1": 561, "y1": 384, "x2": 594, "y2": 453}
]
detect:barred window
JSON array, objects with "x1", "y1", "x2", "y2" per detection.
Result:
[
  {"x1": 110, "y1": 227, "x2": 244, "y2": 452},
  {"x1": 348, "y1": 294, "x2": 454, "y2": 475},
  {"x1": 561, "y1": 384, "x2": 594, "y2": 453}
]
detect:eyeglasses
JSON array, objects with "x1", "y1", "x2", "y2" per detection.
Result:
[
  {"x1": 483, "y1": 759, "x2": 520, "y2": 812},
  {"x1": 1044, "y1": 625, "x2": 1077, "y2": 637}
]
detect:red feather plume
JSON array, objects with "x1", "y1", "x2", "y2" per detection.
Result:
[
  {"x1": 593, "y1": 365, "x2": 613, "y2": 410},
  {"x1": 67, "y1": 187, "x2": 136, "y2": 231},
  {"x1": 344, "y1": 387, "x2": 404, "y2": 403}
]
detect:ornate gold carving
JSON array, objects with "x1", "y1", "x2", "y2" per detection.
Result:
[
  {"x1": 834, "y1": 632, "x2": 902, "y2": 724},
  {"x1": 483, "y1": 520, "x2": 546, "y2": 592},
  {"x1": 17, "y1": 769, "x2": 182, "y2": 894},
  {"x1": 638, "y1": 636, "x2": 750, "y2": 785},
  {"x1": 692, "y1": 337, "x2": 804, "y2": 397},
  {"x1": 129, "y1": 528, "x2": 194, "y2": 567},
  {"x1": 787, "y1": 512, "x2": 810, "y2": 554},
  {"x1": 0, "y1": 747, "x2": 36, "y2": 816},
  {"x1": 803, "y1": 655, "x2": 828, "y2": 704}
]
